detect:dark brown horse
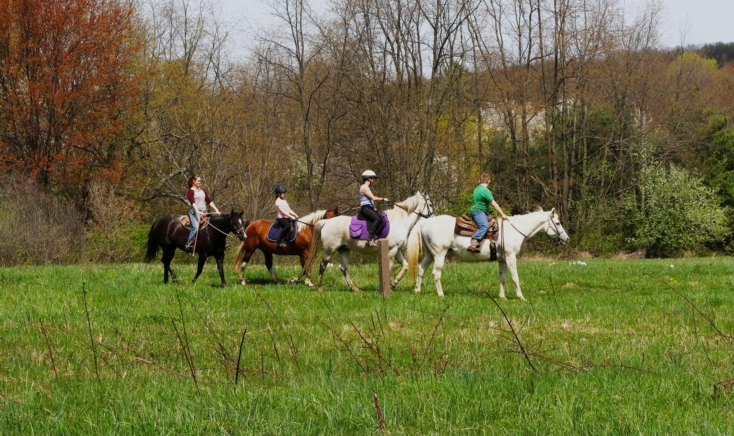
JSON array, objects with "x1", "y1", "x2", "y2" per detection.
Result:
[
  {"x1": 232, "y1": 207, "x2": 338, "y2": 286},
  {"x1": 145, "y1": 211, "x2": 246, "y2": 286}
]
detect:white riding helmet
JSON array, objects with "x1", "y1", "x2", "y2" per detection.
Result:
[{"x1": 362, "y1": 170, "x2": 378, "y2": 179}]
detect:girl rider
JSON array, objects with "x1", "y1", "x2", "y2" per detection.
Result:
[
  {"x1": 274, "y1": 185, "x2": 299, "y2": 248},
  {"x1": 359, "y1": 170, "x2": 390, "y2": 247}
]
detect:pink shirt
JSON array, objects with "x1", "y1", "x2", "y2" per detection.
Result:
[{"x1": 275, "y1": 197, "x2": 295, "y2": 219}]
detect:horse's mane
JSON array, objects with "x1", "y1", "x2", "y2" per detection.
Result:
[
  {"x1": 296, "y1": 209, "x2": 328, "y2": 233},
  {"x1": 508, "y1": 208, "x2": 550, "y2": 224},
  {"x1": 390, "y1": 192, "x2": 421, "y2": 219}
]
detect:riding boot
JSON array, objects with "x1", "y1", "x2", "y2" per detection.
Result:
[
  {"x1": 366, "y1": 235, "x2": 378, "y2": 247},
  {"x1": 489, "y1": 242, "x2": 497, "y2": 261},
  {"x1": 277, "y1": 240, "x2": 288, "y2": 248},
  {"x1": 468, "y1": 238, "x2": 481, "y2": 253}
]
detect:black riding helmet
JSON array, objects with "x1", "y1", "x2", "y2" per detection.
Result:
[{"x1": 274, "y1": 185, "x2": 287, "y2": 194}]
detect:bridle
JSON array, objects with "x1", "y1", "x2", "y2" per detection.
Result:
[
  {"x1": 208, "y1": 214, "x2": 246, "y2": 240},
  {"x1": 504, "y1": 212, "x2": 567, "y2": 247},
  {"x1": 396, "y1": 192, "x2": 434, "y2": 218},
  {"x1": 546, "y1": 213, "x2": 568, "y2": 245}
]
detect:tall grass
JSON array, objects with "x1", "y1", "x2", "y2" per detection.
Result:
[{"x1": 1, "y1": 258, "x2": 733, "y2": 434}]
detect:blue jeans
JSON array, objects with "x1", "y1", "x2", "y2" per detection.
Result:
[
  {"x1": 470, "y1": 210, "x2": 489, "y2": 240},
  {"x1": 186, "y1": 208, "x2": 200, "y2": 246}
]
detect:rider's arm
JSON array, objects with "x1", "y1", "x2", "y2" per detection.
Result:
[
  {"x1": 491, "y1": 200, "x2": 509, "y2": 220},
  {"x1": 361, "y1": 185, "x2": 389, "y2": 202},
  {"x1": 204, "y1": 190, "x2": 219, "y2": 215}
]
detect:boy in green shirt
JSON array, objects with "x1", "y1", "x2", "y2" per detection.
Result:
[{"x1": 469, "y1": 173, "x2": 509, "y2": 253}]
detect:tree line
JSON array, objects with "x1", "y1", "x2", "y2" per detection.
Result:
[{"x1": 1, "y1": 0, "x2": 733, "y2": 263}]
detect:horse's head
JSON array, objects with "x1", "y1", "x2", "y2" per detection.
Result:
[
  {"x1": 546, "y1": 208, "x2": 569, "y2": 245},
  {"x1": 325, "y1": 206, "x2": 339, "y2": 219},
  {"x1": 229, "y1": 210, "x2": 247, "y2": 241},
  {"x1": 398, "y1": 191, "x2": 433, "y2": 218}
]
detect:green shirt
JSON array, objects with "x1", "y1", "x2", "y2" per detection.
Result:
[{"x1": 470, "y1": 184, "x2": 494, "y2": 213}]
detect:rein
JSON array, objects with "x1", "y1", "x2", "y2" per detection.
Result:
[
  {"x1": 207, "y1": 216, "x2": 245, "y2": 239},
  {"x1": 394, "y1": 193, "x2": 433, "y2": 218},
  {"x1": 504, "y1": 214, "x2": 566, "y2": 248}
]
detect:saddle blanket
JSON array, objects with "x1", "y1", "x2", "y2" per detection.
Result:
[
  {"x1": 266, "y1": 223, "x2": 298, "y2": 243},
  {"x1": 178, "y1": 215, "x2": 210, "y2": 231},
  {"x1": 349, "y1": 212, "x2": 390, "y2": 240}
]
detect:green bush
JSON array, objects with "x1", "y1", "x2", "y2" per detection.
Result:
[{"x1": 624, "y1": 163, "x2": 730, "y2": 257}]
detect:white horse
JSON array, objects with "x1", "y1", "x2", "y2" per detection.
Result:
[
  {"x1": 407, "y1": 208, "x2": 569, "y2": 299},
  {"x1": 305, "y1": 192, "x2": 434, "y2": 292}
]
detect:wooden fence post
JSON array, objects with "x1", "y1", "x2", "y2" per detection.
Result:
[{"x1": 377, "y1": 239, "x2": 391, "y2": 296}]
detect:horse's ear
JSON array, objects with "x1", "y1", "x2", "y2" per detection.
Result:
[{"x1": 550, "y1": 207, "x2": 555, "y2": 215}]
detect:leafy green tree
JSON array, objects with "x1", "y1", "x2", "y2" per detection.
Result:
[{"x1": 624, "y1": 163, "x2": 730, "y2": 257}]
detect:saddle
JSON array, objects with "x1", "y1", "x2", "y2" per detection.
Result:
[
  {"x1": 454, "y1": 213, "x2": 499, "y2": 242},
  {"x1": 349, "y1": 212, "x2": 390, "y2": 240},
  {"x1": 179, "y1": 215, "x2": 210, "y2": 231},
  {"x1": 266, "y1": 222, "x2": 298, "y2": 243}
]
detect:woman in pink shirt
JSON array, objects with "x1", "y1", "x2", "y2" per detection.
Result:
[{"x1": 274, "y1": 185, "x2": 299, "y2": 248}]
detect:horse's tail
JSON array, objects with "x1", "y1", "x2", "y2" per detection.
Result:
[
  {"x1": 302, "y1": 219, "x2": 325, "y2": 279},
  {"x1": 231, "y1": 220, "x2": 251, "y2": 273},
  {"x1": 407, "y1": 219, "x2": 425, "y2": 281},
  {"x1": 144, "y1": 223, "x2": 159, "y2": 263}
]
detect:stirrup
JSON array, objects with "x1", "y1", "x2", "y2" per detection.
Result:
[{"x1": 366, "y1": 239, "x2": 378, "y2": 247}]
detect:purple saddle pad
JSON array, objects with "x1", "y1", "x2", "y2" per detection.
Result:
[
  {"x1": 349, "y1": 212, "x2": 390, "y2": 240},
  {"x1": 266, "y1": 223, "x2": 297, "y2": 243}
]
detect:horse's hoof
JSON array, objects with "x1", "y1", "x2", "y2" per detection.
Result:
[
  {"x1": 287, "y1": 277, "x2": 298, "y2": 284},
  {"x1": 390, "y1": 281, "x2": 397, "y2": 289},
  {"x1": 305, "y1": 279, "x2": 314, "y2": 288}
]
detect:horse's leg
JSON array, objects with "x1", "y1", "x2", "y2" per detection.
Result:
[
  {"x1": 237, "y1": 249, "x2": 254, "y2": 286},
  {"x1": 289, "y1": 252, "x2": 307, "y2": 285},
  {"x1": 414, "y1": 251, "x2": 434, "y2": 294},
  {"x1": 505, "y1": 253, "x2": 524, "y2": 300},
  {"x1": 264, "y1": 251, "x2": 280, "y2": 284},
  {"x1": 161, "y1": 247, "x2": 176, "y2": 284},
  {"x1": 338, "y1": 248, "x2": 361, "y2": 293},
  {"x1": 193, "y1": 254, "x2": 207, "y2": 283},
  {"x1": 432, "y1": 251, "x2": 447, "y2": 297},
  {"x1": 498, "y1": 260, "x2": 508, "y2": 300},
  {"x1": 390, "y1": 249, "x2": 409, "y2": 289},
  {"x1": 216, "y1": 254, "x2": 226, "y2": 287},
  {"x1": 316, "y1": 249, "x2": 334, "y2": 291}
]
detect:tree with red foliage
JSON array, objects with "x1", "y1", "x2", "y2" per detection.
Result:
[{"x1": 0, "y1": 0, "x2": 142, "y2": 200}]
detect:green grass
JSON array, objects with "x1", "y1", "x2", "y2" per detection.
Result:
[{"x1": 1, "y1": 257, "x2": 734, "y2": 434}]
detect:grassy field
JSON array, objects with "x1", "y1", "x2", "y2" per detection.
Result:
[{"x1": 1, "y1": 256, "x2": 734, "y2": 434}]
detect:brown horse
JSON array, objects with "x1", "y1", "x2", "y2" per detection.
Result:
[{"x1": 232, "y1": 207, "x2": 338, "y2": 286}]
